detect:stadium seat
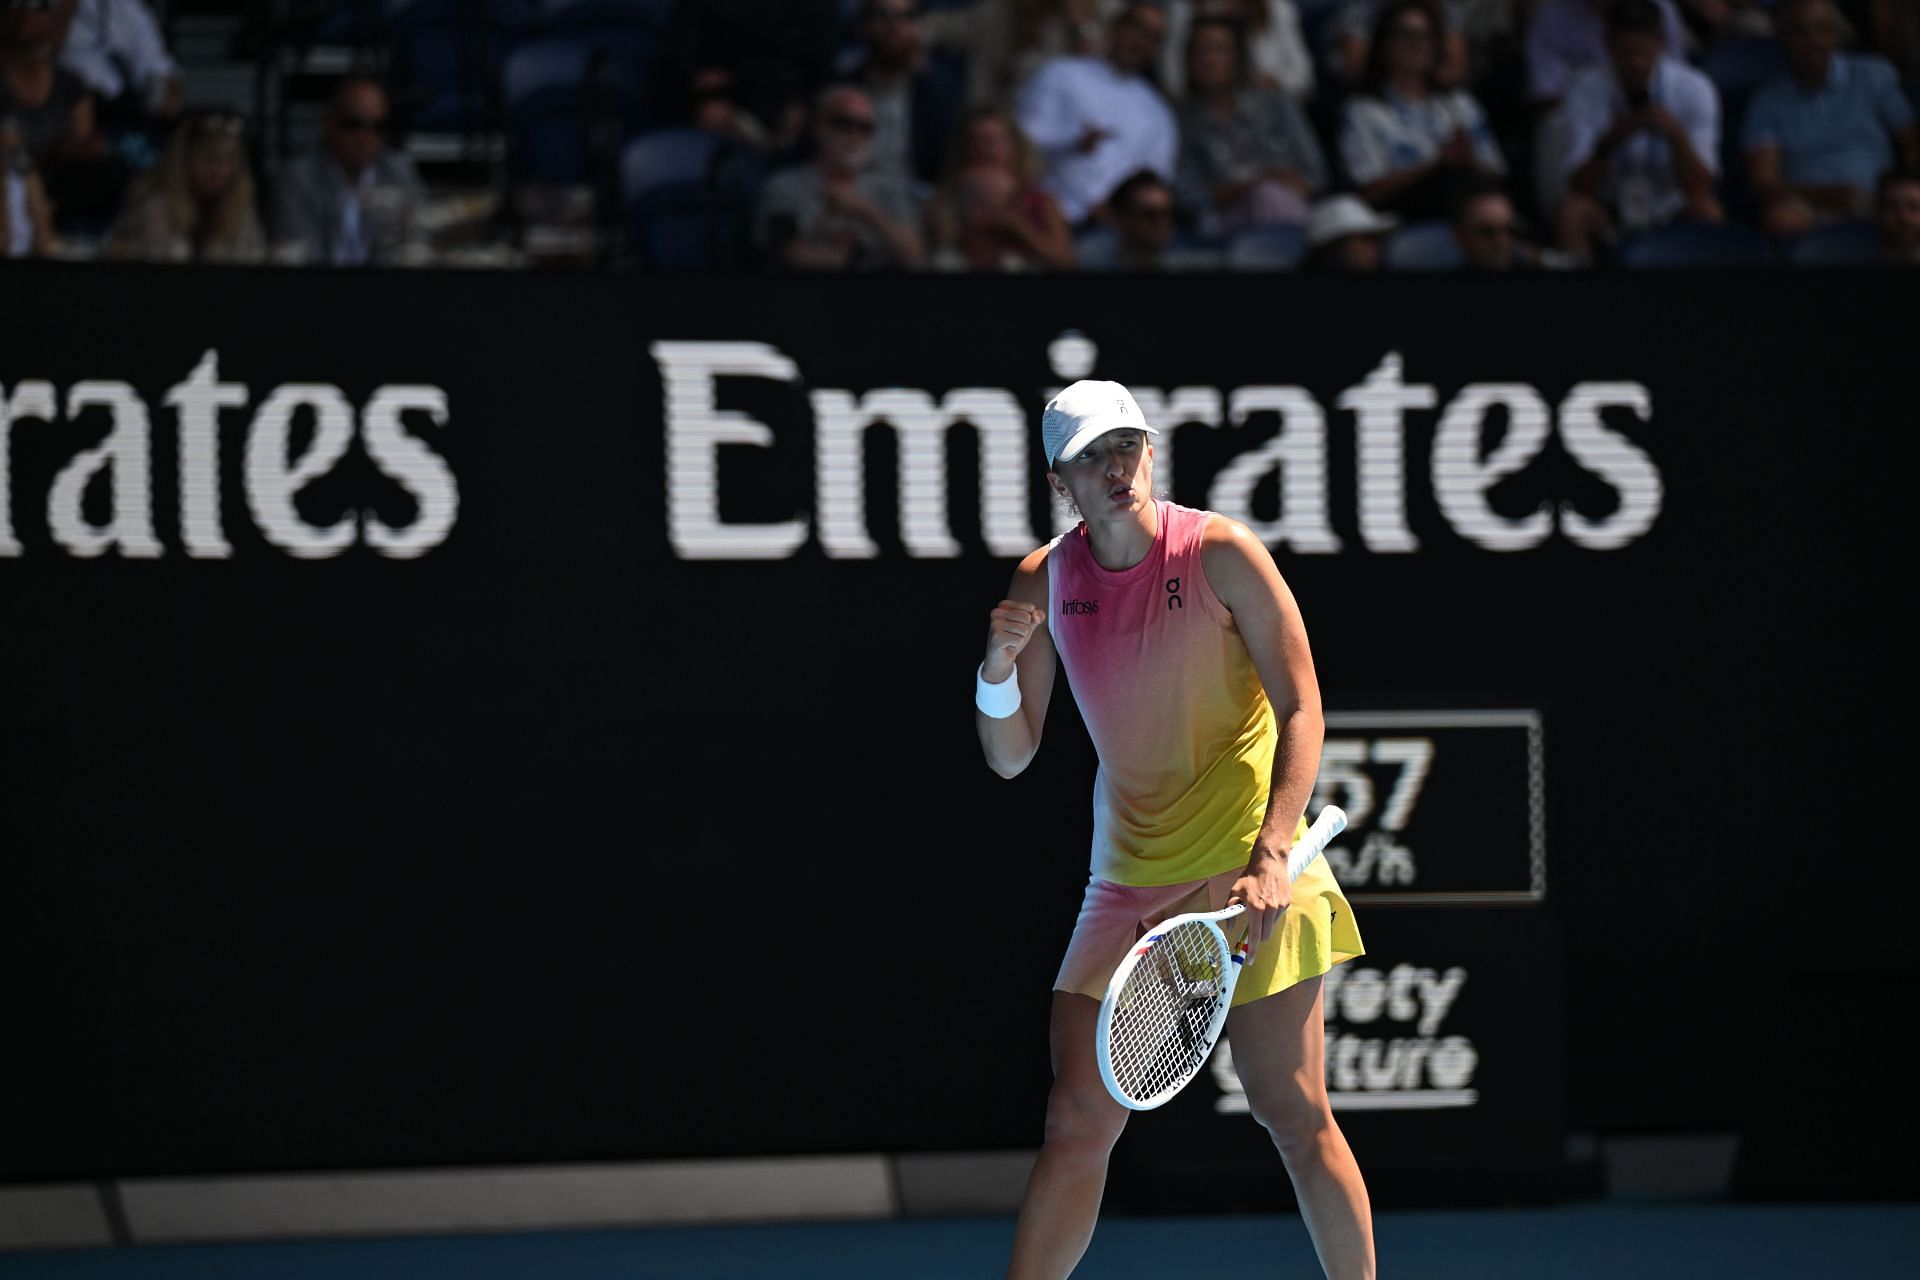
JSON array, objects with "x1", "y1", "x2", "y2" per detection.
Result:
[
  {"x1": 621, "y1": 128, "x2": 762, "y2": 269},
  {"x1": 1700, "y1": 38, "x2": 1788, "y2": 224},
  {"x1": 387, "y1": 0, "x2": 536, "y2": 133},
  {"x1": 503, "y1": 30, "x2": 660, "y2": 186},
  {"x1": 1783, "y1": 219, "x2": 1884, "y2": 266},
  {"x1": 1614, "y1": 221, "x2": 1774, "y2": 268},
  {"x1": 1072, "y1": 224, "x2": 1122, "y2": 269},
  {"x1": 1224, "y1": 223, "x2": 1307, "y2": 270},
  {"x1": 1699, "y1": 37, "x2": 1789, "y2": 104},
  {"x1": 1384, "y1": 219, "x2": 1464, "y2": 270}
]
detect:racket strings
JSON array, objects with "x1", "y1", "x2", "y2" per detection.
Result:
[{"x1": 1107, "y1": 921, "x2": 1233, "y2": 1105}]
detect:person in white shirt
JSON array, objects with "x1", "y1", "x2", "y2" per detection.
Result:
[
  {"x1": 1555, "y1": 0, "x2": 1720, "y2": 263},
  {"x1": 1337, "y1": 0, "x2": 1505, "y2": 222},
  {"x1": 55, "y1": 0, "x2": 180, "y2": 122},
  {"x1": 1016, "y1": 2, "x2": 1180, "y2": 226}
]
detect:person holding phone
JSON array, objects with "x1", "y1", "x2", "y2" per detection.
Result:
[{"x1": 1553, "y1": 0, "x2": 1722, "y2": 263}]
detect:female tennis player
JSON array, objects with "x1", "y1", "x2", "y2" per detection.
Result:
[{"x1": 975, "y1": 380, "x2": 1373, "y2": 1280}]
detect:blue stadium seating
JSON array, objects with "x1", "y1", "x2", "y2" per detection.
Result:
[
  {"x1": 1699, "y1": 36, "x2": 1790, "y2": 104},
  {"x1": 1614, "y1": 221, "x2": 1774, "y2": 268},
  {"x1": 1383, "y1": 219, "x2": 1464, "y2": 270},
  {"x1": 620, "y1": 128, "x2": 762, "y2": 269},
  {"x1": 1783, "y1": 219, "x2": 1884, "y2": 266},
  {"x1": 386, "y1": 0, "x2": 535, "y2": 133},
  {"x1": 1700, "y1": 38, "x2": 1789, "y2": 224},
  {"x1": 503, "y1": 30, "x2": 660, "y2": 185},
  {"x1": 1224, "y1": 223, "x2": 1307, "y2": 270},
  {"x1": 1072, "y1": 224, "x2": 1122, "y2": 269}
]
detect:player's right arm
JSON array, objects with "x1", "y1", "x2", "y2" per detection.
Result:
[{"x1": 976, "y1": 544, "x2": 1056, "y2": 779}]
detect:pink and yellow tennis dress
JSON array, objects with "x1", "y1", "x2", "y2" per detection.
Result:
[{"x1": 1047, "y1": 500, "x2": 1363, "y2": 1006}]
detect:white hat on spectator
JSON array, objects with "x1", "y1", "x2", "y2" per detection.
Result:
[{"x1": 1306, "y1": 195, "x2": 1398, "y2": 250}]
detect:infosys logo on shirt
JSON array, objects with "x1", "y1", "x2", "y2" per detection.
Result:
[{"x1": 1060, "y1": 597, "x2": 1099, "y2": 615}]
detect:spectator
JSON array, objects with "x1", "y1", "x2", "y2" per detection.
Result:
[
  {"x1": 1301, "y1": 190, "x2": 1396, "y2": 268},
  {"x1": 844, "y1": 0, "x2": 964, "y2": 188},
  {"x1": 1, "y1": 0, "x2": 123, "y2": 232},
  {"x1": 687, "y1": 67, "x2": 776, "y2": 151},
  {"x1": 54, "y1": 0, "x2": 181, "y2": 133},
  {"x1": 755, "y1": 82, "x2": 925, "y2": 269},
  {"x1": 662, "y1": 0, "x2": 841, "y2": 151},
  {"x1": 1744, "y1": 0, "x2": 1919, "y2": 237},
  {"x1": 1175, "y1": 14, "x2": 1325, "y2": 234},
  {"x1": 1555, "y1": 0, "x2": 1721, "y2": 264},
  {"x1": 1452, "y1": 176, "x2": 1539, "y2": 267},
  {"x1": 925, "y1": 0, "x2": 1116, "y2": 111},
  {"x1": 1, "y1": 110, "x2": 57, "y2": 254},
  {"x1": 1331, "y1": 0, "x2": 1469, "y2": 89},
  {"x1": 1526, "y1": 0, "x2": 1686, "y2": 106},
  {"x1": 924, "y1": 105, "x2": 1074, "y2": 269},
  {"x1": 1868, "y1": 0, "x2": 1919, "y2": 105},
  {"x1": 1339, "y1": 0, "x2": 1505, "y2": 222},
  {"x1": 272, "y1": 76, "x2": 428, "y2": 266},
  {"x1": 1077, "y1": 166, "x2": 1178, "y2": 267},
  {"x1": 107, "y1": 106, "x2": 264, "y2": 263},
  {"x1": 1016, "y1": 1, "x2": 1179, "y2": 227},
  {"x1": 1161, "y1": 0, "x2": 1316, "y2": 100},
  {"x1": 1878, "y1": 167, "x2": 1920, "y2": 262}
]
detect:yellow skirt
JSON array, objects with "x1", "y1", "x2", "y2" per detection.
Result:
[{"x1": 1053, "y1": 853, "x2": 1365, "y2": 1007}]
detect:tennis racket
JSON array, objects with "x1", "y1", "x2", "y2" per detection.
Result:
[{"x1": 1094, "y1": 805, "x2": 1348, "y2": 1111}]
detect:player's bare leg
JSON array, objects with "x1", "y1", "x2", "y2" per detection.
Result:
[
  {"x1": 1227, "y1": 975, "x2": 1376, "y2": 1280},
  {"x1": 1004, "y1": 992, "x2": 1130, "y2": 1280}
]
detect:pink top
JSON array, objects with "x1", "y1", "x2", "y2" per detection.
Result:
[{"x1": 1046, "y1": 501, "x2": 1279, "y2": 887}]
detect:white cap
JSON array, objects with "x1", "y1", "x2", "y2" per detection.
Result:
[
  {"x1": 1042, "y1": 379, "x2": 1158, "y2": 468},
  {"x1": 1305, "y1": 195, "x2": 1398, "y2": 250}
]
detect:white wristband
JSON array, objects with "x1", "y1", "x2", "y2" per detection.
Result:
[{"x1": 975, "y1": 662, "x2": 1022, "y2": 718}]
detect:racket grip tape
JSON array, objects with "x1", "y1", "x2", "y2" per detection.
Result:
[{"x1": 1286, "y1": 805, "x2": 1347, "y2": 883}]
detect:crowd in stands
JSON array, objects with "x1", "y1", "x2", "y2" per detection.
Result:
[{"x1": 3, "y1": 0, "x2": 1917, "y2": 268}]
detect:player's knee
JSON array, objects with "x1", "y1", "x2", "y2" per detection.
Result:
[
  {"x1": 1041, "y1": 1081, "x2": 1126, "y2": 1153},
  {"x1": 1244, "y1": 1077, "x2": 1332, "y2": 1154}
]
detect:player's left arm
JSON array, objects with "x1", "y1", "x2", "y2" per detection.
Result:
[{"x1": 1202, "y1": 517, "x2": 1325, "y2": 950}]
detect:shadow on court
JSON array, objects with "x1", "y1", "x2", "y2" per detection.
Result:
[{"x1": 3, "y1": 1203, "x2": 1915, "y2": 1278}]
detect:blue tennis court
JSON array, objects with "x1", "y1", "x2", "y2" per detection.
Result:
[{"x1": 5, "y1": 1203, "x2": 1916, "y2": 1280}]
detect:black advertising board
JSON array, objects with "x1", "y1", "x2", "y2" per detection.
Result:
[
  {"x1": 1107, "y1": 908, "x2": 1563, "y2": 1213},
  {"x1": 0, "y1": 262, "x2": 1903, "y2": 1186},
  {"x1": 1317, "y1": 710, "x2": 1544, "y2": 905}
]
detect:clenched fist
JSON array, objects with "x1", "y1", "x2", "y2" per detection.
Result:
[{"x1": 984, "y1": 599, "x2": 1046, "y2": 684}]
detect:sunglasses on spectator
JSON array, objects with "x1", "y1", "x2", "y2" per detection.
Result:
[
  {"x1": 336, "y1": 115, "x2": 389, "y2": 133},
  {"x1": 1465, "y1": 221, "x2": 1514, "y2": 239},
  {"x1": 1126, "y1": 203, "x2": 1174, "y2": 222},
  {"x1": 826, "y1": 114, "x2": 876, "y2": 134}
]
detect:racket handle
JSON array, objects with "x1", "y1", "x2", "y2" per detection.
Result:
[
  {"x1": 1219, "y1": 805, "x2": 1346, "y2": 923},
  {"x1": 1287, "y1": 805, "x2": 1347, "y2": 883}
]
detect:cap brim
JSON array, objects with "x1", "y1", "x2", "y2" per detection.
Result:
[{"x1": 1050, "y1": 419, "x2": 1159, "y2": 467}]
